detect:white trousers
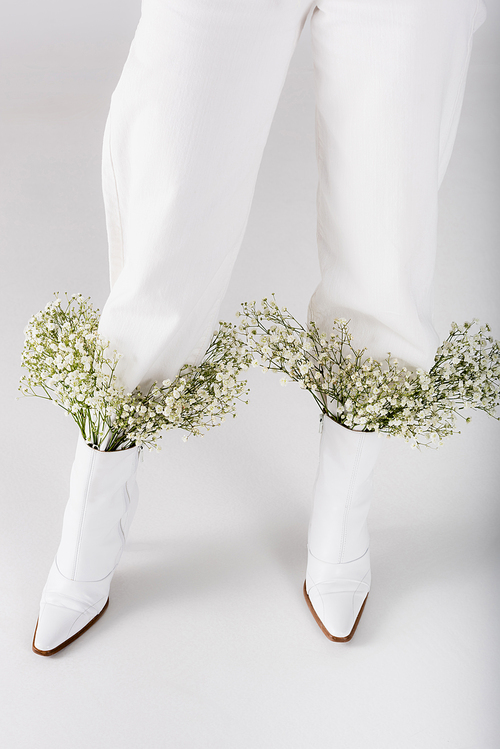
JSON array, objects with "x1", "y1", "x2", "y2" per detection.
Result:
[{"x1": 98, "y1": 0, "x2": 487, "y2": 392}]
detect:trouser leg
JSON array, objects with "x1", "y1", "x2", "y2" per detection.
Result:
[
  {"x1": 308, "y1": 0, "x2": 487, "y2": 370},
  {"x1": 99, "y1": 0, "x2": 313, "y2": 392}
]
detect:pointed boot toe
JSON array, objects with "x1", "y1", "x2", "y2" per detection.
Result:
[
  {"x1": 304, "y1": 545, "x2": 372, "y2": 642},
  {"x1": 304, "y1": 581, "x2": 369, "y2": 642},
  {"x1": 33, "y1": 597, "x2": 109, "y2": 656}
]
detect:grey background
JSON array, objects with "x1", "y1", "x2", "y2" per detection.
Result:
[{"x1": 1, "y1": 2, "x2": 499, "y2": 747}]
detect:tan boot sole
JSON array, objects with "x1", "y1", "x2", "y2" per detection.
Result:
[
  {"x1": 303, "y1": 582, "x2": 368, "y2": 642},
  {"x1": 32, "y1": 597, "x2": 110, "y2": 656}
]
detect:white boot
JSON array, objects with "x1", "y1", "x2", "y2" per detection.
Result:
[
  {"x1": 32, "y1": 436, "x2": 140, "y2": 655},
  {"x1": 304, "y1": 415, "x2": 382, "y2": 642}
]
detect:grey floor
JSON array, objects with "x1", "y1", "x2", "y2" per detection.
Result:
[{"x1": 1, "y1": 3, "x2": 499, "y2": 747}]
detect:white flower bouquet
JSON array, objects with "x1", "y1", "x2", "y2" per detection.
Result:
[
  {"x1": 20, "y1": 294, "x2": 252, "y2": 450},
  {"x1": 237, "y1": 296, "x2": 500, "y2": 447}
]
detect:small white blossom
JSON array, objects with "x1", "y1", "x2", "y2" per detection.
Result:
[
  {"x1": 236, "y1": 295, "x2": 500, "y2": 448},
  {"x1": 20, "y1": 294, "x2": 252, "y2": 451}
]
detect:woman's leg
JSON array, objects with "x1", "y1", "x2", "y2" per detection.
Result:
[
  {"x1": 304, "y1": 0, "x2": 487, "y2": 640},
  {"x1": 99, "y1": 0, "x2": 313, "y2": 392},
  {"x1": 33, "y1": 0, "x2": 315, "y2": 655}
]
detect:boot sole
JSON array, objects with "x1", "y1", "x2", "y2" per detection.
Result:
[
  {"x1": 32, "y1": 597, "x2": 110, "y2": 656},
  {"x1": 303, "y1": 582, "x2": 368, "y2": 642}
]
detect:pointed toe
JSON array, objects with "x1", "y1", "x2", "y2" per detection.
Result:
[
  {"x1": 304, "y1": 547, "x2": 371, "y2": 641},
  {"x1": 33, "y1": 598, "x2": 109, "y2": 656},
  {"x1": 304, "y1": 582, "x2": 368, "y2": 641}
]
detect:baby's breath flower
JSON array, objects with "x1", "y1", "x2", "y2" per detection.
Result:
[
  {"x1": 20, "y1": 294, "x2": 252, "y2": 451},
  {"x1": 237, "y1": 295, "x2": 500, "y2": 448}
]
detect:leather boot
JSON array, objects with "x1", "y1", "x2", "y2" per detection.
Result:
[
  {"x1": 304, "y1": 415, "x2": 382, "y2": 641},
  {"x1": 32, "y1": 436, "x2": 140, "y2": 655}
]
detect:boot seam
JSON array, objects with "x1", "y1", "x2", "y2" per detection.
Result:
[
  {"x1": 353, "y1": 568, "x2": 371, "y2": 596},
  {"x1": 309, "y1": 581, "x2": 370, "y2": 595},
  {"x1": 68, "y1": 597, "x2": 107, "y2": 637},
  {"x1": 42, "y1": 591, "x2": 99, "y2": 609},
  {"x1": 308, "y1": 546, "x2": 369, "y2": 565},
  {"x1": 119, "y1": 482, "x2": 130, "y2": 544},
  {"x1": 55, "y1": 556, "x2": 118, "y2": 584}
]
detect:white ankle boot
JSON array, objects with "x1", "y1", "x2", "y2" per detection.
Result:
[
  {"x1": 304, "y1": 415, "x2": 382, "y2": 642},
  {"x1": 32, "y1": 436, "x2": 140, "y2": 655}
]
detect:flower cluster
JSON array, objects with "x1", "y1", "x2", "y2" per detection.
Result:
[
  {"x1": 237, "y1": 296, "x2": 500, "y2": 447},
  {"x1": 20, "y1": 294, "x2": 252, "y2": 450}
]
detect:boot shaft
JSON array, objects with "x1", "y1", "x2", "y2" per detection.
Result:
[
  {"x1": 308, "y1": 416, "x2": 382, "y2": 563},
  {"x1": 56, "y1": 436, "x2": 140, "y2": 581}
]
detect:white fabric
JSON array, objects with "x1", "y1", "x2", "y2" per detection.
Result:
[{"x1": 98, "y1": 0, "x2": 487, "y2": 392}]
